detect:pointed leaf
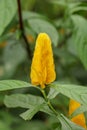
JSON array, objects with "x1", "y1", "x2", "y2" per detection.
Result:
[
  {"x1": 4, "y1": 94, "x2": 54, "y2": 116},
  {"x1": 4, "y1": 94, "x2": 44, "y2": 108},
  {"x1": 70, "y1": 15, "x2": 87, "y2": 69},
  {"x1": 0, "y1": 80, "x2": 33, "y2": 91},
  {"x1": 0, "y1": 0, "x2": 17, "y2": 36},
  {"x1": 20, "y1": 105, "x2": 43, "y2": 120},
  {"x1": 49, "y1": 82, "x2": 87, "y2": 106},
  {"x1": 47, "y1": 87, "x2": 59, "y2": 99}
]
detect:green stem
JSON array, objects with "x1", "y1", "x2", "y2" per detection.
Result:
[
  {"x1": 41, "y1": 89, "x2": 48, "y2": 101},
  {"x1": 41, "y1": 89, "x2": 58, "y2": 116},
  {"x1": 48, "y1": 100, "x2": 58, "y2": 116},
  {"x1": 41, "y1": 89, "x2": 72, "y2": 129}
]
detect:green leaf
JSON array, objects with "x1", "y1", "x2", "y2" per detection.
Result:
[
  {"x1": 70, "y1": 15, "x2": 87, "y2": 69},
  {"x1": 28, "y1": 18, "x2": 59, "y2": 46},
  {"x1": 2, "y1": 41, "x2": 27, "y2": 78},
  {"x1": 4, "y1": 94, "x2": 46, "y2": 121},
  {"x1": 0, "y1": 80, "x2": 33, "y2": 91},
  {"x1": 49, "y1": 82, "x2": 87, "y2": 106},
  {"x1": 4, "y1": 94, "x2": 54, "y2": 116},
  {"x1": 4, "y1": 93, "x2": 54, "y2": 120},
  {"x1": 41, "y1": 104, "x2": 54, "y2": 116},
  {"x1": 47, "y1": 87, "x2": 59, "y2": 99},
  {"x1": 70, "y1": 6, "x2": 87, "y2": 14},
  {"x1": 58, "y1": 114, "x2": 84, "y2": 130},
  {"x1": 4, "y1": 94, "x2": 44, "y2": 108},
  {"x1": 23, "y1": 11, "x2": 46, "y2": 20},
  {"x1": 20, "y1": 105, "x2": 44, "y2": 120},
  {"x1": 49, "y1": 0, "x2": 81, "y2": 8},
  {"x1": 0, "y1": 0, "x2": 17, "y2": 36}
]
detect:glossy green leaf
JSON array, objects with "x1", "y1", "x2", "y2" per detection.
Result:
[
  {"x1": 0, "y1": 0, "x2": 17, "y2": 36},
  {"x1": 0, "y1": 80, "x2": 33, "y2": 91}
]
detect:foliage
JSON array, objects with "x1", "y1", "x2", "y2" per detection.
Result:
[{"x1": 0, "y1": 0, "x2": 87, "y2": 130}]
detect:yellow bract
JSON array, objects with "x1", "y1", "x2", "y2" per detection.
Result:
[
  {"x1": 69, "y1": 99, "x2": 87, "y2": 129},
  {"x1": 30, "y1": 33, "x2": 56, "y2": 89}
]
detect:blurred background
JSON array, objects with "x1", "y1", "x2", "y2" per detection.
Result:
[{"x1": 0, "y1": 0, "x2": 87, "y2": 129}]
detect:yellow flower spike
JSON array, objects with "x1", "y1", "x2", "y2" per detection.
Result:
[
  {"x1": 30, "y1": 33, "x2": 56, "y2": 89},
  {"x1": 69, "y1": 99, "x2": 87, "y2": 129}
]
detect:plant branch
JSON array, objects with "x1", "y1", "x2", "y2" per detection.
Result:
[
  {"x1": 41, "y1": 89, "x2": 58, "y2": 116},
  {"x1": 17, "y1": 0, "x2": 32, "y2": 59}
]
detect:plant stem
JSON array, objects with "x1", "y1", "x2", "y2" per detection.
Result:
[
  {"x1": 41, "y1": 89, "x2": 73, "y2": 128},
  {"x1": 48, "y1": 101, "x2": 58, "y2": 116},
  {"x1": 41, "y1": 89, "x2": 58, "y2": 116},
  {"x1": 41, "y1": 89, "x2": 48, "y2": 102},
  {"x1": 17, "y1": 0, "x2": 32, "y2": 59}
]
